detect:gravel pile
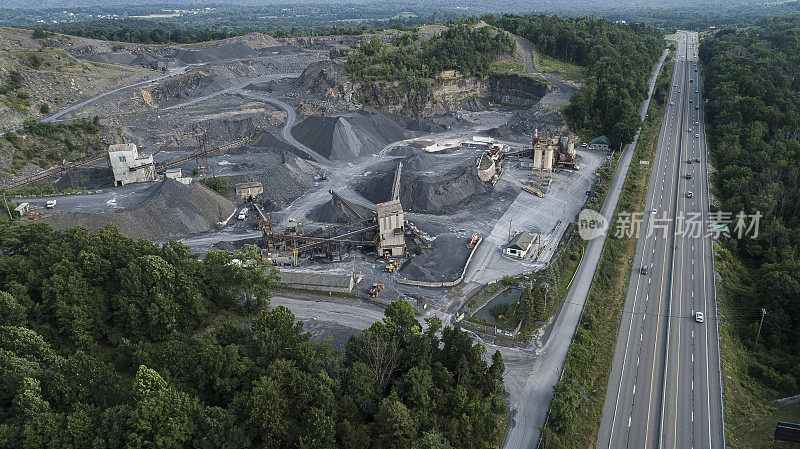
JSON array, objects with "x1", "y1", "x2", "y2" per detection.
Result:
[
  {"x1": 356, "y1": 155, "x2": 490, "y2": 214},
  {"x1": 399, "y1": 232, "x2": 471, "y2": 282},
  {"x1": 308, "y1": 197, "x2": 373, "y2": 223},
  {"x1": 291, "y1": 109, "x2": 411, "y2": 161},
  {"x1": 227, "y1": 149, "x2": 318, "y2": 212},
  {"x1": 172, "y1": 43, "x2": 259, "y2": 64},
  {"x1": 45, "y1": 179, "x2": 235, "y2": 240}
]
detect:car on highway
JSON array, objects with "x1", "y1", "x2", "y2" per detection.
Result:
[
  {"x1": 686, "y1": 191, "x2": 694, "y2": 198},
  {"x1": 695, "y1": 105, "x2": 699, "y2": 110},
  {"x1": 651, "y1": 208, "x2": 657, "y2": 214},
  {"x1": 695, "y1": 121, "x2": 699, "y2": 125},
  {"x1": 695, "y1": 157, "x2": 700, "y2": 162},
  {"x1": 641, "y1": 265, "x2": 648, "y2": 275},
  {"x1": 687, "y1": 159, "x2": 692, "y2": 164},
  {"x1": 689, "y1": 99, "x2": 693, "y2": 103},
  {"x1": 685, "y1": 173, "x2": 692, "y2": 179},
  {"x1": 696, "y1": 133, "x2": 700, "y2": 138},
  {"x1": 695, "y1": 311, "x2": 705, "y2": 323}
]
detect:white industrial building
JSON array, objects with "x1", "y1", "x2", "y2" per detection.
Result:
[
  {"x1": 377, "y1": 199, "x2": 406, "y2": 257},
  {"x1": 108, "y1": 143, "x2": 155, "y2": 186},
  {"x1": 503, "y1": 231, "x2": 535, "y2": 259}
]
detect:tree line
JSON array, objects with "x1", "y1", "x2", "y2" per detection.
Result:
[
  {"x1": 37, "y1": 19, "x2": 239, "y2": 45},
  {"x1": 700, "y1": 16, "x2": 800, "y2": 396},
  {"x1": 345, "y1": 22, "x2": 516, "y2": 110},
  {"x1": 486, "y1": 14, "x2": 664, "y2": 146},
  {"x1": 0, "y1": 224, "x2": 506, "y2": 448}
]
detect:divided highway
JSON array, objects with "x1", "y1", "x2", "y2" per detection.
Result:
[{"x1": 598, "y1": 31, "x2": 724, "y2": 449}]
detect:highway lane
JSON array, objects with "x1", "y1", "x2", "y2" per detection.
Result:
[
  {"x1": 660, "y1": 31, "x2": 724, "y2": 449},
  {"x1": 598, "y1": 31, "x2": 724, "y2": 449},
  {"x1": 598, "y1": 33, "x2": 685, "y2": 449}
]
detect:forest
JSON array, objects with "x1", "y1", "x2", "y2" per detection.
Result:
[
  {"x1": 700, "y1": 16, "x2": 800, "y2": 397},
  {"x1": 37, "y1": 19, "x2": 240, "y2": 45},
  {"x1": 345, "y1": 22, "x2": 516, "y2": 109},
  {"x1": 487, "y1": 14, "x2": 664, "y2": 146},
  {"x1": 0, "y1": 224, "x2": 507, "y2": 448}
]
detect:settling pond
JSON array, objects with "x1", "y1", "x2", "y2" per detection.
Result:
[{"x1": 474, "y1": 287, "x2": 523, "y2": 325}]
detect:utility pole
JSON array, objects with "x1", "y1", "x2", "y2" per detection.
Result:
[
  {"x1": 754, "y1": 308, "x2": 767, "y2": 352},
  {"x1": 508, "y1": 219, "x2": 513, "y2": 242}
]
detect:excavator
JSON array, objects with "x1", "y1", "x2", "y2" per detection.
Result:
[{"x1": 467, "y1": 234, "x2": 479, "y2": 248}]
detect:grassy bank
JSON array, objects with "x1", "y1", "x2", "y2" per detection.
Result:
[
  {"x1": 715, "y1": 246, "x2": 800, "y2": 448},
  {"x1": 539, "y1": 57, "x2": 674, "y2": 447}
]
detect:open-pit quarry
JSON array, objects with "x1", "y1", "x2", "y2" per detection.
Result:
[
  {"x1": 2, "y1": 24, "x2": 610, "y2": 337},
  {"x1": 2, "y1": 27, "x2": 622, "y2": 449}
]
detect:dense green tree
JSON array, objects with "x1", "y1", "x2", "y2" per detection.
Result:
[
  {"x1": 0, "y1": 224, "x2": 507, "y2": 448},
  {"x1": 700, "y1": 15, "x2": 800, "y2": 397},
  {"x1": 487, "y1": 14, "x2": 663, "y2": 145}
]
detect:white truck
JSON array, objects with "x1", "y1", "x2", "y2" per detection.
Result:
[
  {"x1": 46, "y1": 200, "x2": 57, "y2": 209},
  {"x1": 237, "y1": 208, "x2": 248, "y2": 220}
]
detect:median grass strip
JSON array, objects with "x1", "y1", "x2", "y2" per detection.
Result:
[{"x1": 539, "y1": 58, "x2": 673, "y2": 448}]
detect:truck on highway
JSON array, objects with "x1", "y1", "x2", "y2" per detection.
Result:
[{"x1": 46, "y1": 200, "x2": 57, "y2": 209}]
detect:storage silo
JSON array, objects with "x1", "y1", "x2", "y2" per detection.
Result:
[
  {"x1": 533, "y1": 148, "x2": 543, "y2": 169},
  {"x1": 544, "y1": 148, "x2": 554, "y2": 171}
]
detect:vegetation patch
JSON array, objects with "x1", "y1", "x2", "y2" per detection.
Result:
[
  {"x1": 539, "y1": 57, "x2": 673, "y2": 447},
  {"x1": 490, "y1": 14, "x2": 664, "y2": 147},
  {"x1": 533, "y1": 50, "x2": 587, "y2": 81},
  {"x1": 0, "y1": 224, "x2": 507, "y2": 448},
  {"x1": 1, "y1": 117, "x2": 103, "y2": 171},
  {"x1": 701, "y1": 16, "x2": 800, "y2": 446},
  {"x1": 346, "y1": 20, "x2": 515, "y2": 111}
]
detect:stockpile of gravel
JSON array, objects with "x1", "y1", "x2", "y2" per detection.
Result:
[
  {"x1": 356, "y1": 155, "x2": 489, "y2": 214},
  {"x1": 399, "y1": 233, "x2": 471, "y2": 282},
  {"x1": 232, "y1": 149, "x2": 317, "y2": 211},
  {"x1": 172, "y1": 43, "x2": 258, "y2": 64},
  {"x1": 45, "y1": 179, "x2": 235, "y2": 240},
  {"x1": 308, "y1": 197, "x2": 373, "y2": 223},
  {"x1": 291, "y1": 109, "x2": 411, "y2": 161}
]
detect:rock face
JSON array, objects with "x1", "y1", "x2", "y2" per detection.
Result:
[
  {"x1": 296, "y1": 60, "x2": 355, "y2": 102},
  {"x1": 44, "y1": 179, "x2": 235, "y2": 240},
  {"x1": 488, "y1": 75, "x2": 550, "y2": 107}
]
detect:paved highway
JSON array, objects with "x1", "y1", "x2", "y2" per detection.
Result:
[{"x1": 598, "y1": 31, "x2": 724, "y2": 449}]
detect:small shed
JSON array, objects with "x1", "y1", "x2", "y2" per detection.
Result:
[
  {"x1": 13, "y1": 202, "x2": 29, "y2": 217},
  {"x1": 587, "y1": 136, "x2": 611, "y2": 152},
  {"x1": 235, "y1": 182, "x2": 264, "y2": 202},
  {"x1": 503, "y1": 231, "x2": 535, "y2": 259}
]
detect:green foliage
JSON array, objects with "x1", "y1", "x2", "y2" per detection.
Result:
[
  {"x1": 540, "y1": 59, "x2": 672, "y2": 446},
  {"x1": 488, "y1": 14, "x2": 664, "y2": 146},
  {"x1": 199, "y1": 176, "x2": 230, "y2": 197},
  {"x1": 346, "y1": 24, "x2": 515, "y2": 110},
  {"x1": 1, "y1": 116, "x2": 103, "y2": 170},
  {"x1": 38, "y1": 103, "x2": 49, "y2": 114},
  {"x1": 0, "y1": 224, "x2": 506, "y2": 447},
  {"x1": 701, "y1": 16, "x2": 800, "y2": 398},
  {"x1": 38, "y1": 19, "x2": 239, "y2": 45}
]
